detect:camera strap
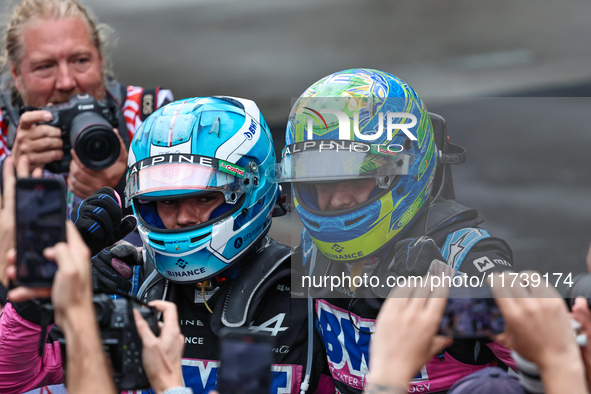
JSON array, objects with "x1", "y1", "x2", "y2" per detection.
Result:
[
  {"x1": 140, "y1": 88, "x2": 159, "y2": 122},
  {"x1": 34, "y1": 301, "x2": 54, "y2": 359},
  {"x1": 0, "y1": 282, "x2": 7, "y2": 306},
  {"x1": 0, "y1": 74, "x2": 22, "y2": 148}
]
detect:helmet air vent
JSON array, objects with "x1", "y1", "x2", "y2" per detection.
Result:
[
  {"x1": 191, "y1": 233, "x2": 211, "y2": 243},
  {"x1": 344, "y1": 216, "x2": 365, "y2": 227},
  {"x1": 302, "y1": 218, "x2": 320, "y2": 228}
]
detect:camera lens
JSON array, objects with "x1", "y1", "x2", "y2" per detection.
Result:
[
  {"x1": 70, "y1": 112, "x2": 121, "y2": 171},
  {"x1": 93, "y1": 294, "x2": 114, "y2": 327}
]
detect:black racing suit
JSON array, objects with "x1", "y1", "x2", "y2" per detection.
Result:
[
  {"x1": 295, "y1": 199, "x2": 516, "y2": 394},
  {"x1": 134, "y1": 237, "x2": 332, "y2": 394}
]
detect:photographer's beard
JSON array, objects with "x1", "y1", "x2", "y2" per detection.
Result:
[{"x1": 14, "y1": 73, "x2": 107, "y2": 108}]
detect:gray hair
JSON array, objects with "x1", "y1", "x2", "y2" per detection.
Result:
[{"x1": 0, "y1": 0, "x2": 117, "y2": 76}]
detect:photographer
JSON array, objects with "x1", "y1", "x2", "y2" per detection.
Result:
[
  {"x1": 2, "y1": 223, "x2": 192, "y2": 394},
  {"x1": 0, "y1": 155, "x2": 40, "y2": 310},
  {"x1": 0, "y1": 158, "x2": 190, "y2": 394},
  {"x1": 0, "y1": 153, "x2": 116, "y2": 392},
  {"x1": 5, "y1": 222, "x2": 118, "y2": 394},
  {"x1": 0, "y1": 0, "x2": 172, "y2": 205}
]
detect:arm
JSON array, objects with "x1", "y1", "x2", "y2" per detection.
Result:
[
  {"x1": 570, "y1": 297, "x2": 591, "y2": 388},
  {"x1": 0, "y1": 156, "x2": 63, "y2": 393},
  {"x1": 7, "y1": 223, "x2": 118, "y2": 394},
  {"x1": 43, "y1": 222, "x2": 117, "y2": 394},
  {"x1": 134, "y1": 300, "x2": 186, "y2": 394},
  {"x1": 490, "y1": 271, "x2": 587, "y2": 394},
  {"x1": 365, "y1": 278, "x2": 452, "y2": 392}
]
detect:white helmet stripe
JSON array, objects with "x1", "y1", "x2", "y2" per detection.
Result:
[{"x1": 214, "y1": 97, "x2": 262, "y2": 163}]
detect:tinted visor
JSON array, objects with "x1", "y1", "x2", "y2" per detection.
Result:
[
  {"x1": 271, "y1": 140, "x2": 413, "y2": 183},
  {"x1": 126, "y1": 154, "x2": 250, "y2": 206}
]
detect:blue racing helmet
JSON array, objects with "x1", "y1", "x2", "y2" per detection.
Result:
[
  {"x1": 277, "y1": 69, "x2": 437, "y2": 261},
  {"x1": 126, "y1": 96, "x2": 278, "y2": 282}
]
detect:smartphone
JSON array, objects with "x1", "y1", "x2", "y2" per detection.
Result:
[
  {"x1": 438, "y1": 284, "x2": 505, "y2": 339},
  {"x1": 217, "y1": 328, "x2": 274, "y2": 394},
  {"x1": 15, "y1": 178, "x2": 67, "y2": 287}
]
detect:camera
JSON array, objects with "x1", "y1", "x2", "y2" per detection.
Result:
[
  {"x1": 59, "y1": 294, "x2": 160, "y2": 390},
  {"x1": 94, "y1": 294, "x2": 159, "y2": 390},
  {"x1": 438, "y1": 284, "x2": 505, "y2": 339},
  {"x1": 217, "y1": 327, "x2": 274, "y2": 394},
  {"x1": 38, "y1": 94, "x2": 121, "y2": 173}
]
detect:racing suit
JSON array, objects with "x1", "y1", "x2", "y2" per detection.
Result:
[
  {"x1": 297, "y1": 198, "x2": 517, "y2": 394},
  {"x1": 0, "y1": 237, "x2": 331, "y2": 394}
]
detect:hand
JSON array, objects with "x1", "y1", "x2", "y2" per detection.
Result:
[
  {"x1": 11, "y1": 110, "x2": 63, "y2": 172},
  {"x1": 68, "y1": 129, "x2": 128, "y2": 198},
  {"x1": 367, "y1": 278, "x2": 452, "y2": 389},
  {"x1": 134, "y1": 300, "x2": 185, "y2": 394},
  {"x1": 70, "y1": 186, "x2": 137, "y2": 255},
  {"x1": 7, "y1": 222, "x2": 93, "y2": 325},
  {"x1": 489, "y1": 270, "x2": 586, "y2": 394},
  {"x1": 0, "y1": 156, "x2": 43, "y2": 287},
  {"x1": 92, "y1": 241, "x2": 142, "y2": 294},
  {"x1": 390, "y1": 236, "x2": 447, "y2": 277},
  {"x1": 570, "y1": 297, "x2": 591, "y2": 387}
]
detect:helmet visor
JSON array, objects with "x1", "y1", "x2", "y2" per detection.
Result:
[
  {"x1": 126, "y1": 154, "x2": 250, "y2": 205},
  {"x1": 271, "y1": 140, "x2": 413, "y2": 183}
]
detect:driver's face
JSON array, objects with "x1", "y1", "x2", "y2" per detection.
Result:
[
  {"x1": 156, "y1": 192, "x2": 226, "y2": 229},
  {"x1": 315, "y1": 178, "x2": 376, "y2": 212},
  {"x1": 11, "y1": 16, "x2": 105, "y2": 107}
]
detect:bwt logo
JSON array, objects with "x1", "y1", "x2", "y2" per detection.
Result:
[
  {"x1": 303, "y1": 107, "x2": 418, "y2": 142},
  {"x1": 244, "y1": 119, "x2": 257, "y2": 140}
]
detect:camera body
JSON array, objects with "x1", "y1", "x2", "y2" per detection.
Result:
[
  {"x1": 40, "y1": 94, "x2": 121, "y2": 173},
  {"x1": 92, "y1": 294, "x2": 159, "y2": 390},
  {"x1": 217, "y1": 327, "x2": 274, "y2": 394},
  {"x1": 438, "y1": 284, "x2": 505, "y2": 339}
]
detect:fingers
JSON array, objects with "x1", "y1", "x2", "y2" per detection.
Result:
[
  {"x1": 6, "y1": 265, "x2": 15, "y2": 281},
  {"x1": 488, "y1": 272, "x2": 519, "y2": 315},
  {"x1": 430, "y1": 336, "x2": 453, "y2": 355},
  {"x1": 15, "y1": 155, "x2": 32, "y2": 178},
  {"x1": 149, "y1": 300, "x2": 180, "y2": 336},
  {"x1": 44, "y1": 222, "x2": 90, "y2": 277},
  {"x1": 17, "y1": 110, "x2": 53, "y2": 130},
  {"x1": 8, "y1": 286, "x2": 51, "y2": 302},
  {"x1": 134, "y1": 308, "x2": 156, "y2": 343},
  {"x1": 65, "y1": 221, "x2": 90, "y2": 255},
  {"x1": 571, "y1": 298, "x2": 591, "y2": 331},
  {"x1": 114, "y1": 216, "x2": 138, "y2": 241},
  {"x1": 6, "y1": 249, "x2": 15, "y2": 280},
  {"x1": 425, "y1": 284, "x2": 449, "y2": 322},
  {"x1": 13, "y1": 114, "x2": 63, "y2": 169}
]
